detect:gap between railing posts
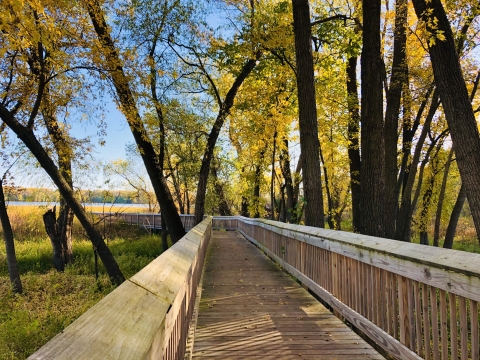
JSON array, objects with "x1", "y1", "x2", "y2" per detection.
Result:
[
  {"x1": 235, "y1": 216, "x2": 480, "y2": 360},
  {"x1": 28, "y1": 216, "x2": 213, "y2": 360}
]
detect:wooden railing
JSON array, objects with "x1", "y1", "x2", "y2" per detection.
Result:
[
  {"x1": 28, "y1": 213, "x2": 480, "y2": 359},
  {"x1": 29, "y1": 216, "x2": 213, "y2": 360},
  {"x1": 235, "y1": 216, "x2": 480, "y2": 360},
  {"x1": 96, "y1": 212, "x2": 237, "y2": 232}
]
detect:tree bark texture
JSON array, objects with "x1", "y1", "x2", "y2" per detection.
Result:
[
  {"x1": 85, "y1": 0, "x2": 185, "y2": 243},
  {"x1": 292, "y1": 0, "x2": 325, "y2": 228},
  {"x1": 433, "y1": 148, "x2": 454, "y2": 246},
  {"x1": 252, "y1": 146, "x2": 267, "y2": 218},
  {"x1": 42, "y1": 95, "x2": 74, "y2": 264},
  {"x1": 210, "y1": 161, "x2": 232, "y2": 216},
  {"x1": 418, "y1": 160, "x2": 439, "y2": 246},
  {"x1": 346, "y1": 56, "x2": 361, "y2": 232},
  {"x1": 0, "y1": 180, "x2": 22, "y2": 293},
  {"x1": 397, "y1": 84, "x2": 433, "y2": 199},
  {"x1": 384, "y1": 0, "x2": 408, "y2": 239},
  {"x1": 443, "y1": 185, "x2": 467, "y2": 249},
  {"x1": 360, "y1": 0, "x2": 385, "y2": 237},
  {"x1": 279, "y1": 139, "x2": 298, "y2": 223},
  {"x1": 395, "y1": 91, "x2": 439, "y2": 240},
  {"x1": 43, "y1": 206, "x2": 66, "y2": 271},
  {"x1": 0, "y1": 106, "x2": 125, "y2": 285},
  {"x1": 270, "y1": 132, "x2": 277, "y2": 220},
  {"x1": 412, "y1": 0, "x2": 480, "y2": 243}
]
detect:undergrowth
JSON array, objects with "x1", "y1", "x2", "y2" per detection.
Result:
[{"x1": 0, "y1": 205, "x2": 165, "y2": 359}]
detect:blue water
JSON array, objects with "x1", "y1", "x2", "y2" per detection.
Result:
[{"x1": 7, "y1": 201, "x2": 150, "y2": 209}]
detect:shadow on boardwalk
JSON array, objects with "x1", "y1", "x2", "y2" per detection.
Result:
[{"x1": 191, "y1": 231, "x2": 384, "y2": 359}]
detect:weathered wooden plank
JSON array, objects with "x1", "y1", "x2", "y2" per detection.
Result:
[
  {"x1": 423, "y1": 283, "x2": 431, "y2": 360},
  {"x1": 439, "y1": 290, "x2": 448, "y2": 360},
  {"x1": 238, "y1": 217, "x2": 480, "y2": 302},
  {"x1": 29, "y1": 281, "x2": 169, "y2": 360},
  {"x1": 449, "y1": 292, "x2": 458, "y2": 360},
  {"x1": 30, "y1": 216, "x2": 213, "y2": 360},
  {"x1": 241, "y1": 230, "x2": 421, "y2": 360},
  {"x1": 193, "y1": 231, "x2": 384, "y2": 360},
  {"x1": 431, "y1": 286, "x2": 440, "y2": 360},
  {"x1": 459, "y1": 296, "x2": 468, "y2": 360},
  {"x1": 414, "y1": 281, "x2": 423, "y2": 357},
  {"x1": 471, "y1": 300, "x2": 479, "y2": 360}
]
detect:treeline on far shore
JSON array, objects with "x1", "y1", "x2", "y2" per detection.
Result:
[{"x1": 4, "y1": 187, "x2": 151, "y2": 205}]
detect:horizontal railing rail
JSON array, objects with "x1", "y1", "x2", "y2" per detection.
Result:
[
  {"x1": 32, "y1": 212, "x2": 479, "y2": 360},
  {"x1": 92, "y1": 212, "x2": 237, "y2": 232},
  {"x1": 29, "y1": 216, "x2": 213, "y2": 360},
  {"x1": 235, "y1": 216, "x2": 480, "y2": 360}
]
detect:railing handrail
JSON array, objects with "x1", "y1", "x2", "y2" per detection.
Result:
[
  {"x1": 47, "y1": 212, "x2": 479, "y2": 360},
  {"x1": 29, "y1": 216, "x2": 213, "y2": 360},
  {"x1": 233, "y1": 215, "x2": 480, "y2": 360},
  {"x1": 237, "y1": 216, "x2": 480, "y2": 299}
]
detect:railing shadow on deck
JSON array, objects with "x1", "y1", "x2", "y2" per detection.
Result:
[
  {"x1": 30, "y1": 215, "x2": 480, "y2": 360},
  {"x1": 234, "y1": 216, "x2": 480, "y2": 360}
]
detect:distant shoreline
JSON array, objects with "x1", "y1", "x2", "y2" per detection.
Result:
[{"x1": 7, "y1": 201, "x2": 151, "y2": 208}]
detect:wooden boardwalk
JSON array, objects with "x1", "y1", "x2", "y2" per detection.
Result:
[{"x1": 191, "y1": 231, "x2": 384, "y2": 359}]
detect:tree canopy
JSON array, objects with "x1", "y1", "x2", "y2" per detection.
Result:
[{"x1": 1, "y1": 0, "x2": 480, "y2": 252}]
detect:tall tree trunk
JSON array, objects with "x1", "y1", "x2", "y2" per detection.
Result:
[
  {"x1": 210, "y1": 160, "x2": 232, "y2": 216},
  {"x1": 194, "y1": 57, "x2": 260, "y2": 224},
  {"x1": 397, "y1": 84, "x2": 433, "y2": 198},
  {"x1": 319, "y1": 146, "x2": 334, "y2": 229},
  {"x1": 166, "y1": 153, "x2": 185, "y2": 214},
  {"x1": 345, "y1": 56, "x2": 361, "y2": 232},
  {"x1": 0, "y1": 179, "x2": 22, "y2": 294},
  {"x1": 443, "y1": 185, "x2": 467, "y2": 249},
  {"x1": 395, "y1": 91, "x2": 439, "y2": 240},
  {"x1": 279, "y1": 139, "x2": 296, "y2": 223},
  {"x1": 0, "y1": 107, "x2": 125, "y2": 285},
  {"x1": 400, "y1": 131, "x2": 447, "y2": 242},
  {"x1": 252, "y1": 147, "x2": 267, "y2": 218},
  {"x1": 418, "y1": 159, "x2": 439, "y2": 245},
  {"x1": 253, "y1": 165, "x2": 262, "y2": 219},
  {"x1": 433, "y1": 148, "x2": 454, "y2": 246},
  {"x1": 292, "y1": 154, "x2": 303, "y2": 224},
  {"x1": 412, "y1": 0, "x2": 480, "y2": 243},
  {"x1": 85, "y1": 0, "x2": 185, "y2": 243},
  {"x1": 43, "y1": 206, "x2": 66, "y2": 271},
  {"x1": 279, "y1": 184, "x2": 286, "y2": 222},
  {"x1": 42, "y1": 94, "x2": 74, "y2": 264},
  {"x1": 291, "y1": 0, "x2": 325, "y2": 228},
  {"x1": 270, "y1": 131, "x2": 277, "y2": 220},
  {"x1": 241, "y1": 196, "x2": 249, "y2": 217},
  {"x1": 384, "y1": 0, "x2": 408, "y2": 239},
  {"x1": 360, "y1": 0, "x2": 385, "y2": 237}
]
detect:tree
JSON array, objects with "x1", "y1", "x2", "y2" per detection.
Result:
[
  {"x1": 359, "y1": 0, "x2": 385, "y2": 237},
  {"x1": 291, "y1": 0, "x2": 324, "y2": 228},
  {"x1": 412, "y1": 0, "x2": 480, "y2": 242},
  {"x1": 104, "y1": 146, "x2": 159, "y2": 213},
  {"x1": 0, "y1": 174, "x2": 22, "y2": 294},
  {"x1": 84, "y1": 0, "x2": 186, "y2": 242},
  {"x1": 384, "y1": 0, "x2": 408, "y2": 239},
  {"x1": 0, "y1": 0, "x2": 125, "y2": 284},
  {"x1": 346, "y1": 55, "x2": 361, "y2": 232}
]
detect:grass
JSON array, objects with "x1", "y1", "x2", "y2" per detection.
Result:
[{"x1": 0, "y1": 205, "x2": 166, "y2": 359}]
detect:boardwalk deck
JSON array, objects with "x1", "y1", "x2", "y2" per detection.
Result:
[{"x1": 191, "y1": 231, "x2": 384, "y2": 359}]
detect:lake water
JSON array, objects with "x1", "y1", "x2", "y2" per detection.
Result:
[{"x1": 7, "y1": 201, "x2": 151, "y2": 209}]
